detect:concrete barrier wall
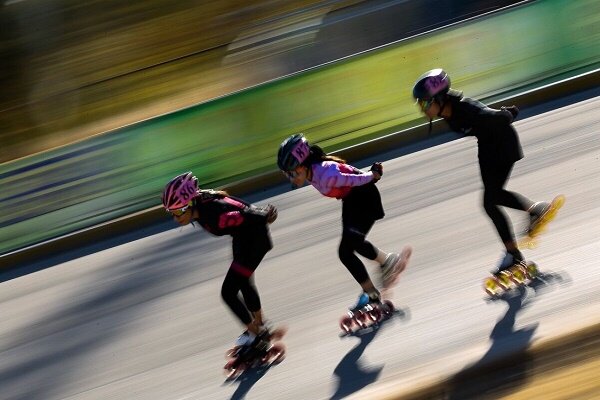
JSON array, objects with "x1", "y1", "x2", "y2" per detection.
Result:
[{"x1": 1, "y1": 0, "x2": 599, "y2": 256}]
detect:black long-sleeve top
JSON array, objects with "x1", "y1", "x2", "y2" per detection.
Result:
[
  {"x1": 445, "y1": 93, "x2": 523, "y2": 170},
  {"x1": 192, "y1": 192, "x2": 270, "y2": 237}
]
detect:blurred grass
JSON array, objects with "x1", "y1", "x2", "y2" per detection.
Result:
[{"x1": 0, "y1": 0, "x2": 364, "y2": 162}]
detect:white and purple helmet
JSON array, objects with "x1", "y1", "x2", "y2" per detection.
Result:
[
  {"x1": 162, "y1": 172, "x2": 199, "y2": 211},
  {"x1": 412, "y1": 69, "x2": 451, "y2": 101},
  {"x1": 277, "y1": 134, "x2": 310, "y2": 171}
]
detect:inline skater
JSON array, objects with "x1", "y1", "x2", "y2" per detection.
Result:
[
  {"x1": 412, "y1": 69, "x2": 553, "y2": 276},
  {"x1": 277, "y1": 134, "x2": 411, "y2": 311},
  {"x1": 162, "y1": 172, "x2": 278, "y2": 347}
]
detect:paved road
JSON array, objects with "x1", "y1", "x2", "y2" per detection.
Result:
[{"x1": 1, "y1": 93, "x2": 599, "y2": 400}]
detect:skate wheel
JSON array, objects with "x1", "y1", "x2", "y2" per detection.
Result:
[
  {"x1": 368, "y1": 308, "x2": 382, "y2": 323},
  {"x1": 496, "y1": 271, "x2": 513, "y2": 290},
  {"x1": 382, "y1": 300, "x2": 395, "y2": 315},
  {"x1": 264, "y1": 343, "x2": 286, "y2": 365},
  {"x1": 340, "y1": 316, "x2": 354, "y2": 333},
  {"x1": 354, "y1": 312, "x2": 368, "y2": 329},
  {"x1": 545, "y1": 198, "x2": 563, "y2": 221},
  {"x1": 484, "y1": 276, "x2": 502, "y2": 297},
  {"x1": 224, "y1": 359, "x2": 245, "y2": 380},
  {"x1": 225, "y1": 347, "x2": 240, "y2": 359},
  {"x1": 509, "y1": 265, "x2": 527, "y2": 284},
  {"x1": 553, "y1": 194, "x2": 566, "y2": 210},
  {"x1": 526, "y1": 262, "x2": 539, "y2": 279}
]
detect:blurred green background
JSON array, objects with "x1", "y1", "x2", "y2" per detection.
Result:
[
  {"x1": 0, "y1": 0, "x2": 520, "y2": 162},
  {"x1": 1, "y1": 0, "x2": 599, "y2": 255}
]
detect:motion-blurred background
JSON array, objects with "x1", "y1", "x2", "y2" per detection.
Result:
[
  {"x1": 1, "y1": 0, "x2": 519, "y2": 160},
  {"x1": 1, "y1": 0, "x2": 598, "y2": 255}
]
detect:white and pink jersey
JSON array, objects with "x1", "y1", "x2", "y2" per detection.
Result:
[{"x1": 308, "y1": 161, "x2": 374, "y2": 199}]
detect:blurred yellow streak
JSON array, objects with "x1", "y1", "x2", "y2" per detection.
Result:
[{"x1": 502, "y1": 358, "x2": 600, "y2": 400}]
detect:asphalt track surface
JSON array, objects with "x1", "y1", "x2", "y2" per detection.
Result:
[{"x1": 1, "y1": 91, "x2": 599, "y2": 400}]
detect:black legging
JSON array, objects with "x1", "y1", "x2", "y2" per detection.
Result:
[
  {"x1": 221, "y1": 227, "x2": 272, "y2": 325},
  {"x1": 480, "y1": 162, "x2": 531, "y2": 244},
  {"x1": 221, "y1": 261, "x2": 263, "y2": 325},
  {"x1": 338, "y1": 220, "x2": 378, "y2": 285}
]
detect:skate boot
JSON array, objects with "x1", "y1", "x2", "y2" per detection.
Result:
[
  {"x1": 350, "y1": 291, "x2": 381, "y2": 312},
  {"x1": 381, "y1": 253, "x2": 400, "y2": 289},
  {"x1": 492, "y1": 251, "x2": 525, "y2": 276},
  {"x1": 342, "y1": 292, "x2": 377, "y2": 332},
  {"x1": 380, "y1": 246, "x2": 412, "y2": 289},
  {"x1": 251, "y1": 334, "x2": 271, "y2": 354},
  {"x1": 527, "y1": 201, "x2": 551, "y2": 236},
  {"x1": 224, "y1": 329, "x2": 257, "y2": 376},
  {"x1": 224, "y1": 325, "x2": 287, "y2": 379},
  {"x1": 235, "y1": 330, "x2": 256, "y2": 347}
]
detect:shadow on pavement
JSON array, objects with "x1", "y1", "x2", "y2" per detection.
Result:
[
  {"x1": 0, "y1": 238, "x2": 201, "y2": 400},
  {"x1": 444, "y1": 286, "x2": 537, "y2": 399},
  {"x1": 329, "y1": 324, "x2": 388, "y2": 399},
  {"x1": 225, "y1": 367, "x2": 268, "y2": 400},
  {"x1": 328, "y1": 298, "x2": 410, "y2": 400}
]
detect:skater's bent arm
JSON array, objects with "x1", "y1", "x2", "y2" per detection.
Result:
[
  {"x1": 318, "y1": 163, "x2": 375, "y2": 188},
  {"x1": 476, "y1": 107, "x2": 514, "y2": 126},
  {"x1": 214, "y1": 197, "x2": 270, "y2": 230}
]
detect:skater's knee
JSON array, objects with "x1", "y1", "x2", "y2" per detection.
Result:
[
  {"x1": 338, "y1": 241, "x2": 355, "y2": 265},
  {"x1": 221, "y1": 283, "x2": 238, "y2": 305},
  {"x1": 483, "y1": 194, "x2": 500, "y2": 215},
  {"x1": 336, "y1": 245, "x2": 361, "y2": 276},
  {"x1": 338, "y1": 252, "x2": 353, "y2": 269},
  {"x1": 483, "y1": 201, "x2": 496, "y2": 216}
]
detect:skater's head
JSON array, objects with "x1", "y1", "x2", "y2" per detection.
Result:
[
  {"x1": 278, "y1": 134, "x2": 345, "y2": 187},
  {"x1": 278, "y1": 134, "x2": 310, "y2": 171},
  {"x1": 277, "y1": 133, "x2": 312, "y2": 187},
  {"x1": 162, "y1": 171, "x2": 199, "y2": 225},
  {"x1": 412, "y1": 69, "x2": 458, "y2": 119}
]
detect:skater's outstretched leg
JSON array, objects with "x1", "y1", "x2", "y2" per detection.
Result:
[
  {"x1": 495, "y1": 187, "x2": 533, "y2": 211},
  {"x1": 484, "y1": 189, "x2": 519, "y2": 247}
]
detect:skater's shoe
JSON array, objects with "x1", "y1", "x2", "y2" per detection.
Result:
[
  {"x1": 381, "y1": 253, "x2": 400, "y2": 288},
  {"x1": 250, "y1": 320, "x2": 287, "y2": 344},
  {"x1": 381, "y1": 246, "x2": 412, "y2": 289},
  {"x1": 254, "y1": 320, "x2": 273, "y2": 336},
  {"x1": 492, "y1": 251, "x2": 525, "y2": 277},
  {"x1": 350, "y1": 292, "x2": 380, "y2": 312},
  {"x1": 252, "y1": 336, "x2": 271, "y2": 353},
  {"x1": 250, "y1": 323, "x2": 283, "y2": 352},
  {"x1": 235, "y1": 330, "x2": 256, "y2": 347},
  {"x1": 527, "y1": 201, "x2": 551, "y2": 236},
  {"x1": 234, "y1": 330, "x2": 270, "y2": 361}
]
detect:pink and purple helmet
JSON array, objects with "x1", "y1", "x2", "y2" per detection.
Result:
[
  {"x1": 412, "y1": 69, "x2": 451, "y2": 101},
  {"x1": 162, "y1": 172, "x2": 199, "y2": 211},
  {"x1": 277, "y1": 134, "x2": 311, "y2": 171}
]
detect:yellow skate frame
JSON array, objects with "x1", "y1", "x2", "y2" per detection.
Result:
[{"x1": 518, "y1": 194, "x2": 565, "y2": 249}]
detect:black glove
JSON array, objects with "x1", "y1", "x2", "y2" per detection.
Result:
[
  {"x1": 370, "y1": 162, "x2": 383, "y2": 181},
  {"x1": 264, "y1": 204, "x2": 278, "y2": 224},
  {"x1": 501, "y1": 105, "x2": 519, "y2": 120}
]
